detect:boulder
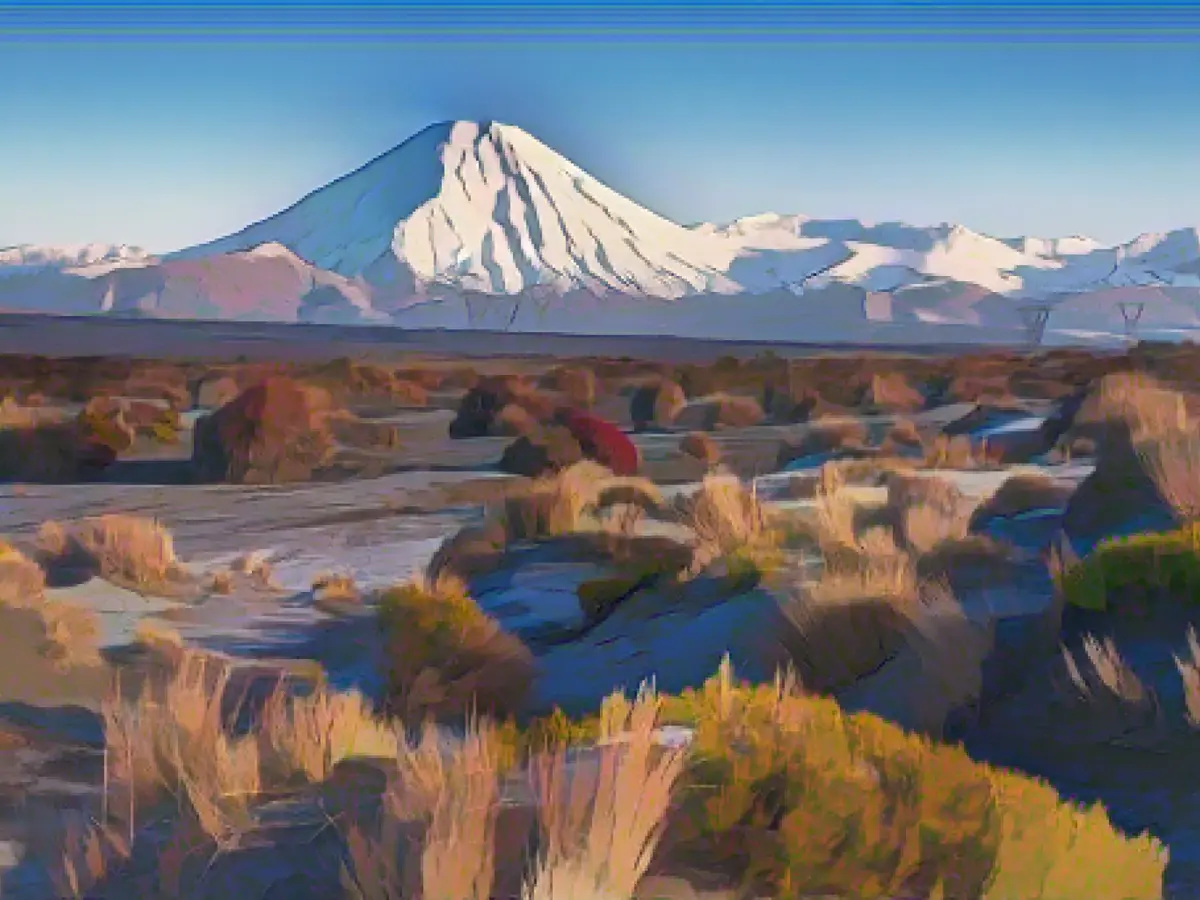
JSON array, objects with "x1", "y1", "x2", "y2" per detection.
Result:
[{"x1": 192, "y1": 377, "x2": 334, "y2": 484}]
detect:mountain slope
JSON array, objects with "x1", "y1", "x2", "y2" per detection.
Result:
[
  {"x1": 5, "y1": 118, "x2": 1200, "y2": 343},
  {"x1": 172, "y1": 120, "x2": 741, "y2": 300}
]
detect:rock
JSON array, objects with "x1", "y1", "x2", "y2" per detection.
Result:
[
  {"x1": 555, "y1": 409, "x2": 640, "y2": 475},
  {"x1": 498, "y1": 426, "x2": 584, "y2": 478},
  {"x1": 191, "y1": 377, "x2": 335, "y2": 484}
]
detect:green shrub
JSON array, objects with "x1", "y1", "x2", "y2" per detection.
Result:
[
  {"x1": 377, "y1": 575, "x2": 534, "y2": 722},
  {"x1": 1057, "y1": 522, "x2": 1200, "y2": 612},
  {"x1": 658, "y1": 663, "x2": 1164, "y2": 900}
]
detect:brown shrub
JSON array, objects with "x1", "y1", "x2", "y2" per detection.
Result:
[
  {"x1": 868, "y1": 372, "x2": 925, "y2": 413},
  {"x1": 327, "y1": 411, "x2": 401, "y2": 450},
  {"x1": 680, "y1": 431, "x2": 721, "y2": 468},
  {"x1": 192, "y1": 377, "x2": 335, "y2": 484},
  {"x1": 630, "y1": 380, "x2": 686, "y2": 431},
  {"x1": 378, "y1": 575, "x2": 535, "y2": 722},
  {"x1": 0, "y1": 541, "x2": 45, "y2": 607},
  {"x1": 540, "y1": 366, "x2": 597, "y2": 409},
  {"x1": 705, "y1": 396, "x2": 763, "y2": 432},
  {"x1": 883, "y1": 417, "x2": 923, "y2": 450},
  {"x1": 494, "y1": 403, "x2": 540, "y2": 437},
  {"x1": 498, "y1": 427, "x2": 585, "y2": 478}
]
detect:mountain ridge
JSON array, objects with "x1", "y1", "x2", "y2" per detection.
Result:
[{"x1": 4, "y1": 118, "x2": 1200, "y2": 343}]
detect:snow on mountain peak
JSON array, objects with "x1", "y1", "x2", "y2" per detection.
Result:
[{"x1": 172, "y1": 119, "x2": 740, "y2": 300}]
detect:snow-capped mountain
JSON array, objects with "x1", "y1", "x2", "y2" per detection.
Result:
[{"x1": 4, "y1": 119, "x2": 1200, "y2": 343}]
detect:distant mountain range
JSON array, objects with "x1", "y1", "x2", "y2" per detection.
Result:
[{"x1": 4, "y1": 119, "x2": 1199, "y2": 344}]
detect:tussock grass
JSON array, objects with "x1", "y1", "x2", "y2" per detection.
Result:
[
  {"x1": 678, "y1": 474, "x2": 778, "y2": 577},
  {"x1": 312, "y1": 570, "x2": 361, "y2": 612},
  {"x1": 0, "y1": 539, "x2": 45, "y2": 607},
  {"x1": 524, "y1": 685, "x2": 686, "y2": 900},
  {"x1": 499, "y1": 461, "x2": 663, "y2": 543},
  {"x1": 1138, "y1": 429, "x2": 1200, "y2": 523},
  {"x1": 258, "y1": 682, "x2": 398, "y2": 784},
  {"x1": 342, "y1": 719, "x2": 502, "y2": 900},
  {"x1": 38, "y1": 515, "x2": 191, "y2": 596},
  {"x1": 101, "y1": 650, "x2": 261, "y2": 844}
]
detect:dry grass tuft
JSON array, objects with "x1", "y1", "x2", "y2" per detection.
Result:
[
  {"x1": 679, "y1": 474, "x2": 777, "y2": 576},
  {"x1": 259, "y1": 682, "x2": 398, "y2": 784},
  {"x1": 0, "y1": 539, "x2": 46, "y2": 607},
  {"x1": 343, "y1": 719, "x2": 501, "y2": 900},
  {"x1": 230, "y1": 549, "x2": 280, "y2": 591},
  {"x1": 312, "y1": 570, "x2": 361, "y2": 610},
  {"x1": 1137, "y1": 429, "x2": 1200, "y2": 523},
  {"x1": 39, "y1": 600, "x2": 102, "y2": 668},
  {"x1": 524, "y1": 685, "x2": 686, "y2": 900},
  {"x1": 813, "y1": 463, "x2": 859, "y2": 551},
  {"x1": 499, "y1": 461, "x2": 662, "y2": 543},
  {"x1": 44, "y1": 809, "x2": 132, "y2": 900},
  {"x1": 102, "y1": 650, "x2": 261, "y2": 844},
  {"x1": 37, "y1": 515, "x2": 191, "y2": 596},
  {"x1": 1174, "y1": 626, "x2": 1200, "y2": 729},
  {"x1": 1062, "y1": 634, "x2": 1151, "y2": 706}
]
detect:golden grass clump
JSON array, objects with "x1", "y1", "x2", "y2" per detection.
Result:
[
  {"x1": 378, "y1": 574, "x2": 534, "y2": 722},
  {"x1": 258, "y1": 682, "x2": 398, "y2": 784},
  {"x1": 342, "y1": 719, "x2": 502, "y2": 900},
  {"x1": 0, "y1": 539, "x2": 46, "y2": 607},
  {"x1": 679, "y1": 474, "x2": 777, "y2": 577},
  {"x1": 1137, "y1": 428, "x2": 1200, "y2": 523},
  {"x1": 37, "y1": 515, "x2": 191, "y2": 596},
  {"x1": 524, "y1": 685, "x2": 686, "y2": 900},
  {"x1": 102, "y1": 650, "x2": 261, "y2": 844},
  {"x1": 312, "y1": 570, "x2": 361, "y2": 611},
  {"x1": 499, "y1": 461, "x2": 663, "y2": 543}
]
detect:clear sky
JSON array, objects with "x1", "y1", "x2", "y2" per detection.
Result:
[{"x1": 5, "y1": 0, "x2": 1200, "y2": 252}]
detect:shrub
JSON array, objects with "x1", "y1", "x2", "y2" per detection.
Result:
[
  {"x1": 540, "y1": 366, "x2": 597, "y2": 409},
  {"x1": 258, "y1": 682, "x2": 398, "y2": 784},
  {"x1": 494, "y1": 403, "x2": 540, "y2": 437},
  {"x1": 377, "y1": 575, "x2": 534, "y2": 722},
  {"x1": 0, "y1": 540, "x2": 45, "y2": 607},
  {"x1": 1054, "y1": 523, "x2": 1200, "y2": 613},
  {"x1": 630, "y1": 380, "x2": 686, "y2": 431},
  {"x1": 679, "y1": 475, "x2": 778, "y2": 577},
  {"x1": 661, "y1": 662, "x2": 1164, "y2": 900},
  {"x1": 524, "y1": 686, "x2": 686, "y2": 900},
  {"x1": 554, "y1": 409, "x2": 641, "y2": 476},
  {"x1": 1137, "y1": 428, "x2": 1200, "y2": 523},
  {"x1": 679, "y1": 431, "x2": 721, "y2": 469},
  {"x1": 192, "y1": 377, "x2": 335, "y2": 484},
  {"x1": 867, "y1": 371, "x2": 925, "y2": 413},
  {"x1": 37, "y1": 515, "x2": 192, "y2": 596}
]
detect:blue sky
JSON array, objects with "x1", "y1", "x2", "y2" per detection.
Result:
[{"x1": 5, "y1": 1, "x2": 1200, "y2": 252}]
